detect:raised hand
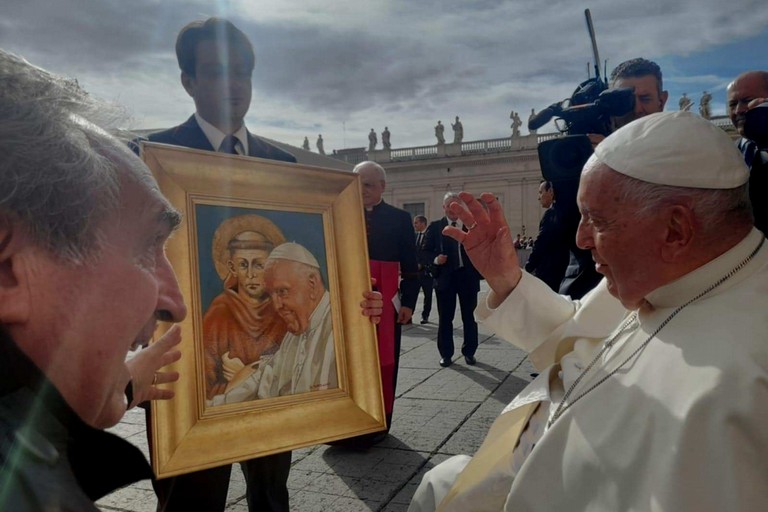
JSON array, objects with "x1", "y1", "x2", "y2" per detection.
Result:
[
  {"x1": 442, "y1": 192, "x2": 523, "y2": 301},
  {"x1": 126, "y1": 325, "x2": 182, "y2": 408}
]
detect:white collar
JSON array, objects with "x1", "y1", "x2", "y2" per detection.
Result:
[
  {"x1": 645, "y1": 228, "x2": 766, "y2": 309},
  {"x1": 445, "y1": 217, "x2": 463, "y2": 228},
  {"x1": 195, "y1": 113, "x2": 249, "y2": 155}
]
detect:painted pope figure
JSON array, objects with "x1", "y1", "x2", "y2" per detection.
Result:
[{"x1": 212, "y1": 242, "x2": 336, "y2": 404}]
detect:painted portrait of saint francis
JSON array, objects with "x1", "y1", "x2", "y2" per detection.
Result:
[{"x1": 202, "y1": 214, "x2": 288, "y2": 400}]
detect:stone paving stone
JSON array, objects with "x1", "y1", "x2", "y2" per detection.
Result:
[
  {"x1": 400, "y1": 366, "x2": 506, "y2": 403},
  {"x1": 96, "y1": 486, "x2": 156, "y2": 511},
  {"x1": 387, "y1": 453, "x2": 452, "y2": 506},
  {"x1": 395, "y1": 367, "x2": 438, "y2": 397},
  {"x1": 385, "y1": 398, "x2": 478, "y2": 452}
]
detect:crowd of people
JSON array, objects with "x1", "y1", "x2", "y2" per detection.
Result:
[{"x1": 1, "y1": 13, "x2": 767, "y2": 512}]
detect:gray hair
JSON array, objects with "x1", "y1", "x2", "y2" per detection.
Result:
[
  {"x1": 353, "y1": 160, "x2": 387, "y2": 182},
  {"x1": 443, "y1": 191, "x2": 461, "y2": 205},
  {"x1": 0, "y1": 50, "x2": 149, "y2": 263},
  {"x1": 612, "y1": 171, "x2": 753, "y2": 245}
]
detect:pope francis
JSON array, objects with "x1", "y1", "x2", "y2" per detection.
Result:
[{"x1": 409, "y1": 112, "x2": 768, "y2": 511}]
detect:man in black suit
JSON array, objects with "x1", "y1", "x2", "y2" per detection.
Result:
[
  {"x1": 524, "y1": 181, "x2": 570, "y2": 292},
  {"x1": 134, "y1": 18, "x2": 293, "y2": 512},
  {"x1": 414, "y1": 215, "x2": 433, "y2": 324},
  {"x1": 424, "y1": 192, "x2": 481, "y2": 367}
]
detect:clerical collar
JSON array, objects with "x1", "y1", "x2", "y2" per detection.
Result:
[
  {"x1": 365, "y1": 199, "x2": 384, "y2": 212},
  {"x1": 645, "y1": 228, "x2": 766, "y2": 309},
  {"x1": 195, "y1": 112, "x2": 249, "y2": 155}
]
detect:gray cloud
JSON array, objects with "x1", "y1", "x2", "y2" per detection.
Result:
[{"x1": 2, "y1": 0, "x2": 766, "y2": 149}]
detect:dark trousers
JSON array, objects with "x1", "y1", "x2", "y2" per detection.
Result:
[
  {"x1": 417, "y1": 272, "x2": 433, "y2": 320},
  {"x1": 146, "y1": 409, "x2": 291, "y2": 512},
  {"x1": 435, "y1": 269, "x2": 479, "y2": 360},
  {"x1": 391, "y1": 319, "x2": 402, "y2": 426}
]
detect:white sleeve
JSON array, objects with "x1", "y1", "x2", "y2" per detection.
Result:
[{"x1": 476, "y1": 274, "x2": 625, "y2": 370}]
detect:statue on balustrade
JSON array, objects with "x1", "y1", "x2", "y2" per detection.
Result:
[
  {"x1": 451, "y1": 116, "x2": 463, "y2": 144},
  {"x1": 679, "y1": 93, "x2": 693, "y2": 112},
  {"x1": 699, "y1": 91, "x2": 712, "y2": 119},
  {"x1": 302, "y1": 136, "x2": 310, "y2": 150},
  {"x1": 316, "y1": 134, "x2": 325, "y2": 155},
  {"x1": 510, "y1": 110, "x2": 522, "y2": 137},
  {"x1": 435, "y1": 120, "x2": 445, "y2": 145},
  {"x1": 528, "y1": 108, "x2": 537, "y2": 135},
  {"x1": 368, "y1": 128, "x2": 377, "y2": 151},
  {"x1": 382, "y1": 127, "x2": 391, "y2": 149}
]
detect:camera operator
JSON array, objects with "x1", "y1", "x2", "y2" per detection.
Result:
[
  {"x1": 555, "y1": 58, "x2": 669, "y2": 299},
  {"x1": 727, "y1": 70, "x2": 768, "y2": 234},
  {"x1": 587, "y1": 58, "x2": 669, "y2": 146}
]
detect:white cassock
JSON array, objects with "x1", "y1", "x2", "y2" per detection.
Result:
[
  {"x1": 411, "y1": 228, "x2": 768, "y2": 512},
  {"x1": 213, "y1": 291, "x2": 336, "y2": 403}
]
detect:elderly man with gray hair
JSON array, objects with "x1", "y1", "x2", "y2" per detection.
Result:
[
  {"x1": 410, "y1": 112, "x2": 768, "y2": 511},
  {"x1": 0, "y1": 50, "x2": 187, "y2": 509}
]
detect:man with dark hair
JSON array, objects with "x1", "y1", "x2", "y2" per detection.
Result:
[
  {"x1": 414, "y1": 215, "x2": 433, "y2": 324},
  {"x1": 137, "y1": 17, "x2": 296, "y2": 163},
  {"x1": 727, "y1": 70, "x2": 768, "y2": 234},
  {"x1": 524, "y1": 181, "x2": 569, "y2": 292},
  {"x1": 135, "y1": 17, "x2": 295, "y2": 512},
  {"x1": 608, "y1": 57, "x2": 668, "y2": 129}
]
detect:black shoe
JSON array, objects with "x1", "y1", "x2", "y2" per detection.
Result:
[
  {"x1": 439, "y1": 358, "x2": 452, "y2": 367},
  {"x1": 464, "y1": 355, "x2": 477, "y2": 365},
  {"x1": 420, "y1": 318, "x2": 429, "y2": 324}
]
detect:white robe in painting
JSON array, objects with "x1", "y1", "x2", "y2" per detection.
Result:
[
  {"x1": 411, "y1": 228, "x2": 768, "y2": 512},
  {"x1": 214, "y1": 291, "x2": 336, "y2": 403}
]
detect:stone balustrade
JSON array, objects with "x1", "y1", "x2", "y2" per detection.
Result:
[{"x1": 330, "y1": 115, "x2": 735, "y2": 165}]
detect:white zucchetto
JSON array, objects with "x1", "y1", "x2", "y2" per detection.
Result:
[
  {"x1": 590, "y1": 111, "x2": 748, "y2": 189},
  {"x1": 267, "y1": 242, "x2": 320, "y2": 268}
]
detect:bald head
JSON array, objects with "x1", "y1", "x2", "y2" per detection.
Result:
[
  {"x1": 353, "y1": 161, "x2": 387, "y2": 209},
  {"x1": 727, "y1": 71, "x2": 768, "y2": 136}
]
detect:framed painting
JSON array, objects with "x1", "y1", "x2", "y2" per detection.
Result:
[{"x1": 141, "y1": 142, "x2": 385, "y2": 478}]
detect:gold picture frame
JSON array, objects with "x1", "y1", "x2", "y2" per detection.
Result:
[{"x1": 142, "y1": 142, "x2": 385, "y2": 478}]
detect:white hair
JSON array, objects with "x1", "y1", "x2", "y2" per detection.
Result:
[
  {"x1": 353, "y1": 160, "x2": 387, "y2": 182},
  {"x1": 610, "y1": 169, "x2": 753, "y2": 245}
]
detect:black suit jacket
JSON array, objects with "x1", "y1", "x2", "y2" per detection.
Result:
[
  {"x1": 365, "y1": 201, "x2": 419, "y2": 310},
  {"x1": 524, "y1": 206, "x2": 570, "y2": 292},
  {"x1": 423, "y1": 218, "x2": 481, "y2": 291},
  {"x1": 132, "y1": 115, "x2": 297, "y2": 163}
]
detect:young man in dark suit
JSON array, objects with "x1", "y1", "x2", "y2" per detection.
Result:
[
  {"x1": 138, "y1": 18, "x2": 296, "y2": 164},
  {"x1": 135, "y1": 18, "x2": 294, "y2": 512},
  {"x1": 414, "y1": 215, "x2": 434, "y2": 324},
  {"x1": 423, "y1": 193, "x2": 481, "y2": 367}
]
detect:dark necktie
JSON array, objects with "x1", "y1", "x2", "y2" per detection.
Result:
[
  {"x1": 451, "y1": 222, "x2": 464, "y2": 267},
  {"x1": 416, "y1": 232, "x2": 423, "y2": 247},
  {"x1": 219, "y1": 135, "x2": 240, "y2": 155}
]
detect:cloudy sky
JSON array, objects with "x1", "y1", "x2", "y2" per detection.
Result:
[{"x1": 3, "y1": 0, "x2": 767, "y2": 151}]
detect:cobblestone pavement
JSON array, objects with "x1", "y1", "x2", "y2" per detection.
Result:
[{"x1": 98, "y1": 287, "x2": 534, "y2": 511}]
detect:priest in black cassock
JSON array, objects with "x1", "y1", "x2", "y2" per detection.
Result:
[{"x1": 354, "y1": 161, "x2": 419, "y2": 437}]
